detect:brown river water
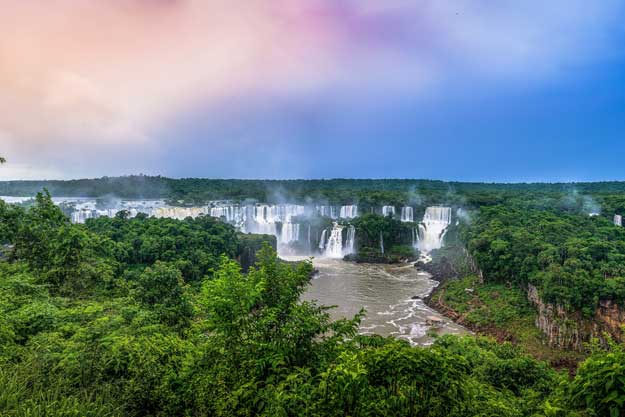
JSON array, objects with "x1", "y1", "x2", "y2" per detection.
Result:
[{"x1": 285, "y1": 256, "x2": 468, "y2": 345}]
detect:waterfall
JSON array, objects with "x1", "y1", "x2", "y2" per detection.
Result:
[
  {"x1": 210, "y1": 205, "x2": 246, "y2": 227},
  {"x1": 339, "y1": 205, "x2": 358, "y2": 219},
  {"x1": 382, "y1": 206, "x2": 395, "y2": 217},
  {"x1": 240, "y1": 204, "x2": 306, "y2": 240},
  {"x1": 153, "y1": 206, "x2": 209, "y2": 220},
  {"x1": 317, "y1": 205, "x2": 338, "y2": 219},
  {"x1": 344, "y1": 225, "x2": 356, "y2": 255},
  {"x1": 411, "y1": 227, "x2": 419, "y2": 247},
  {"x1": 280, "y1": 222, "x2": 300, "y2": 244},
  {"x1": 71, "y1": 210, "x2": 96, "y2": 223},
  {"x1": 319, "y1": 229, "x2": 328, "y2": 250},
  {"x1": 324, "y1": 223, "x2": 345, "y2": 258},
  {"x1": 379, "y1": 231, "x2": 384, "y2": 254},
  {"x1": 417, "y1": 206, "x2": 452, "y2": 253},
  {"x1": 615, "y1": 214, "x2": 623, "y2": 227},
  {"x1": 400, "y1": 206, "x2": 413, "y2": 222}
]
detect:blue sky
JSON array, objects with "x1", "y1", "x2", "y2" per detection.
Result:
[
  {"x1": 157, "y1": 52, "x2": 625, "y2": 182},
  {"x1": 2, "y1": 1, "x2": 625, "y2": 181}
]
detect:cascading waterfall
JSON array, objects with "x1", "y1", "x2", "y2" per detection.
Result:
[
  {"x1": 379, "y1": 231, "x2": 385, "y2": 254},
  {"x1": 242, "y1": 204, "x2": 306, "y2": 242},
  {"x1": 210, "y1": 205, "x2": 246, "y2": 227},
  {"x1": 280, "y1": 222, "x2": 300, "y2": 244},
  {"x1": 317, "y1": 205, "x2": 338, "y2": 219},
  {"x1": 339, "y1": 205, "x2": 358, "y2": 219},
  {"x1": 319, "y1": 229, "x2": 328, "y2": 250},
  {"x1": 325, "y1": 223, "x2": 345, "y2": 258},
  {"x1": 69, "y1": 200, "x2": 167, "y2": 223},
  {"x1": 9, "y1": 196, "x2": 464, "y2": 261},
  {"x1": 382, "y1": 206, "x2": 395, "y2": 217},
  {"x1": 417, "y1": 206, "x2": 452, "y2": 253},
  {"x1": 615, "y1": 214, "x2": 623, "y2": 227},
  {"x1": 39, "y1": 198, "x2": 446, "y2": 258},
  {"x1": 71, "y1": 210, "x2": 96, "y2": 223},
  {"x1": 400, "y1": 206, "x2": 414, "y2": 222},
  {"x1": 344, "y1": 225, "x2": 356, "y2": 255},
  {"x1": 153, "y1": 206, "x2": 209, "y2": 220}
]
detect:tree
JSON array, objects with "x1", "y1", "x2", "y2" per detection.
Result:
[
  {"x1": 135, "y1": 261, "x2": 193, "y2": 328},
  {"x1": 0, "y1": 156, "x2": 5, "y2": 164},
  {"x1": 563, "y1": 347, "x2": 625, "y2": 417}
]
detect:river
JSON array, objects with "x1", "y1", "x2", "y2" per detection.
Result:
[{"x1": 286, "y1": 256, "x2": 468, "y2": 345}]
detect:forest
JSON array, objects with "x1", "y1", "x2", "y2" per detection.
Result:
[
  {"x1": 1, "y1": 191, "x2": 625, "y2": 416},
  {"x1": 461, "y1": 205, "x2": 625, "y2": 315},
  {"x1": 3, "y1": 175, "x2": 625, "y2": 208}
]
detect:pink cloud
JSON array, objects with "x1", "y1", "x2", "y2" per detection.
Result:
[{"x1": 0, "y1": 0, "x2": 622, "y2": 178}]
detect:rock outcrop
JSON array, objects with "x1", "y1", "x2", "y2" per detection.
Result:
[
  {"x1": 528, "y1": 284, "x2": 625, "y2": 350},
  {"x1": 236, "y1": 233, "x2": 277, "y2": 272}
]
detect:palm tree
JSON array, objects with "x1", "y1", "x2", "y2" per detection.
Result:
[{"x1": 0, "y1": 157, "x2": 5, "y2": 164}]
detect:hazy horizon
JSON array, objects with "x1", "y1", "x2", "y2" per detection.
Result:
[{"x1": 3, "y1": 174, "x2": 625, "y2": 186}]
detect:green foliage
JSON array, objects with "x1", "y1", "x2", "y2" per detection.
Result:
[
  {"x1": 236, "y1": 232, "x2": 277, "y2": 271},
  {"x1": 438, "y1": 275, "x2": 534, "y2": 328},
  {"x1": 463, "y1": 205, "x2": 625, "y2": 314},
  {"x1": 434, "y1": 274, "x2": 585, "y2": 365},
  {"x1": 561, "y1": 346, "x2": 625, "y2": 416},
  {"x1": 134, "y1": 262, "x2": 193, "y2": 328},
  {"x1": 0, "y1": 199, "x2": 23, "y2": 245},
  {"x1": 86, "y1": 213, "x2": 238, "y2": 284},
  {"x1": 349, "y1": 213, "x2": 417, "y2": 264},
  {"x1": 352, "y1": 213, "x2": 414, "y2": 248},
  {"x1": 0, "y1": 189, "x2": 623, "y2": 416}
]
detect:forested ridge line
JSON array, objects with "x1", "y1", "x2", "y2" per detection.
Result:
[{"x1": 3, "y1": 175, "x2": 625, "y2": 206}]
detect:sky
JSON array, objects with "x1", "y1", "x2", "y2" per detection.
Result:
[{"x1": 1, "y1": 0, "x2": 625, "y2": 182}]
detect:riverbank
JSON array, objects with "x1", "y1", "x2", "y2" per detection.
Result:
[{"x1": 423, "y1": 271, "x2": 585, "y2": 371}]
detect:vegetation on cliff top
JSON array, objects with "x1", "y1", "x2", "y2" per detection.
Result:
[{"x1": 461, "y1": 204, "x2": 625, "y2": 316}]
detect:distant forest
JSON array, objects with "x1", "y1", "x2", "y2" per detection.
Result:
[{"x1": 3, "y1": 175, "x2": 625, "y2": 208}]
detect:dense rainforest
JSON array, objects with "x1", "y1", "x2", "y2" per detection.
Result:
[
  {"x1": 1, "y1": 192, "x2": 625, "y2": 416},
  {"x1": 461, "y1": 205, "x2": 625, "y2": 315},
  {"x1": 2, "y1": 175, "x2": 625, "y2": 415}
]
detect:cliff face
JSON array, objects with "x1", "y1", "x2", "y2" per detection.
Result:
[
  {"x1": 595, "y1": 299, "x2": 625, "y2": 342},
  {"x1": 420, "y1": 245, "x2": 483, "y2": 284},
  {"x1": 236, "y1": 233, "x2": 277, "y2": 272},
  {"x1": 527, "y1": 284, "x2": 625, "y2": 350}
]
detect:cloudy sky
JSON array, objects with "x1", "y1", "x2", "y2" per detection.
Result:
[{"x1": 1, "y1": 0, "x2": 625, "y2": 181}]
